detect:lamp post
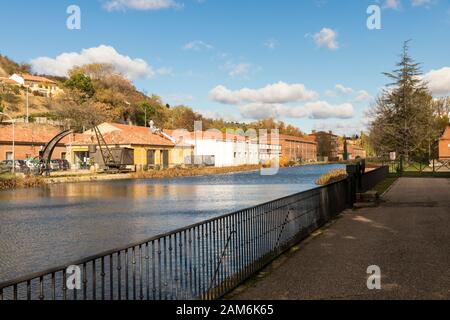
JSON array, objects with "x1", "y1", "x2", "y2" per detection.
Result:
[
  {"x1": 0, "y1": 112, "x2": 15, "y2": 174},
  {"x1": 26, "y1": 85, "x2": 29, "y2": 124}
]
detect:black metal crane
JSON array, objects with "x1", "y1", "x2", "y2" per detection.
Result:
[
  {"x1": 39, "y1": 129, "x2": 74, "y2": 175},
  {"x1": 91, "y1": 125, "x2": 133, "y2": 173}
]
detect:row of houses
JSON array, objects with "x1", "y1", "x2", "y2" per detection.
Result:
[
  {"x1": 15, "y1": 122, "x2": 444, "y2": 171},
  {"x1": 0, "y1": 122, "x2": 321, "y2": 170},
  {"x1": 308, "y1": 131, "x2": 367, "y2": 161},
  {"x1": 0, "y1": 73, "x2": 63, "y2": 97}
]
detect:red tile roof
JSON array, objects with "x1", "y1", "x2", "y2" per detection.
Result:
[
  {"x1": 278, "y1": 134, "x2": 317, "y2": 144},
  {"x1": 19, "y1": 74, "x2": 57, "y2": 84},
  {"x1": 166, "y1": 129, "x2": 266, "y2": 143},
  {"x1": 0, "y1": 124, "x2": 78, "y2": 145},
  {"x1": 72, "y1": 123, "x2": 174, "y2": 147}
]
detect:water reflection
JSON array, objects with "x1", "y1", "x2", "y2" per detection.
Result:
[{"x1": 0, "y1": 165, "x2": 343, "y2": 282}]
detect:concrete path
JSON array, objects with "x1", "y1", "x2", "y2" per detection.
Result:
[{"x1": 232, "y1": 178, "x2": 450, "y2": 300}]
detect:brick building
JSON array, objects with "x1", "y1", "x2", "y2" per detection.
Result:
[
  {"x1": 0, "y1": 124, "x2": 72, "y2": 161},
  {"x1": 337, "y1": 139, "x2": 367, "y2": 160},
  {"x1": 278, "y1": 134, "x2": 317, "y2": 162},
  {"x1": 439, "y1": 126, "x2": 450, "y2": 160},
  {"x1": 308, "y1": 131, "x2": 339, "y2": 161}
]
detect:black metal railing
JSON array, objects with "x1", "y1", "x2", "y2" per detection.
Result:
[
  {"x1": 0, "y1": 178, "x2": 350, "y2": 301},
  {"x1": 359, "y1": 166, "x2": 389, "y2": 193},
  {"x1": 374, "y1": 157, "x2": 450, "y2": 174}
]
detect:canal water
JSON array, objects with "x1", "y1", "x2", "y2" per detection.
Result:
[{"x1": 0, "y1": 164, "x2": 344, "y2": 283}]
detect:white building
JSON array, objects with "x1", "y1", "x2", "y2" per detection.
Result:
[
  {"x1": 9, "y1": 73, "x2": 63, "y2": 97},
  {"x1": 167, "y1": 129, "x2": 280, "y2": 168}
]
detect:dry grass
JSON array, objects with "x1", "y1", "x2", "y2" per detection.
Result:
[
  {"x1": 0, "y1": 174, "x2": 45, "y2": 191},
  {"x1": 316, "y1": 169, "x2": 348, "y2": 185},
  {"x1": 132, "y1": 165, "x2": 261, "y2": 180}
]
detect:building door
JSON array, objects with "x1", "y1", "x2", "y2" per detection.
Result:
[
  {"x1": 147, "y1": 150, "x2": 155, "y2": 168},
  {"x1": 162, "y1": 150, "x2": 169, "y2": 169}
]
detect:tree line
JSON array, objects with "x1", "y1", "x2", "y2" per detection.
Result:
[{"x1": 55, "y1": 63, "x2": 305, "y2": 136}]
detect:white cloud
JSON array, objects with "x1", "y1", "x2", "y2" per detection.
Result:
[
  {"x1": 210, "y1": 82, "x2": 319, "y2": 105},
  {"x1": 221, "y1": 60, "x2": 260, "y2": 79},
  {"x1": 182, "y1": 40, "x2": 214, "y2": 51},
  {"x1": 354, "y1": 90, "x2": 373, "y2": 102},
  {"x1": 382, "y1": 0, "x2": 437, "y2": 10},
  {"x1": 165, "y1": 93, "x2": 194, "y2": 105},
  {"x1": 326, "y1": 85, "x2": 373, "y2": 102},
  {"x1": 423, "y1": 67, "x2": 450, "y2": 95},
  {"x1": 411, "y1": 0, "x2": 434, "y2": 7},
  {"x1": 225, "y1": 62, "x2": 253, "y2": 78},
  {"x1": 264, "y1": 39, "x2": 278, "y2": 50},
  {"x1": 313, "y1": 120, "x2": 366, "y2": 136},
  {"x1": 199, "y1": 109, "x2": 241, "y2": 122},
  {"x1": 103, "y1": 0, "x2": 181, "y2": 11},
  {"x1": 211, "y1": 82, "x2": 354, "y2": 121},
  {"x1": 313, "y1": 28, "x2": 339, "y2": 50},
  {"x1": 306, "y1": 101, "x2": 354, "y2": 119},
  {"x1": 30, "y1": 45, "x2": 156, "y2": 80},
  {"x1": 239, "y1": 101, "x2": 354, "y2": 120},
  {"x1": 210, "y1": 85, "x2": 241, "y2": 104},
  {"x1": 383, "y1": 0, "x2": 402, "y2": 10},
  {"x1": 335, "y1": 84, "x2": 354, "y2": 95}
]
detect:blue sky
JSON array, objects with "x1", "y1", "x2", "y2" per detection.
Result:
[{"x1": 1, "y1": 0, "x2": 449, "y2": 134}]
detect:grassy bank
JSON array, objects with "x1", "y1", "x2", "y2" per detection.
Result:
[
  {"x1": 315, "y1": 169, "x2": 348, "y2": 185},
  {"x1": 0, "y1": 174, "x2": 45, "y2": 191},
  {"x1": 0, "y1": 165, "x2": 263, "y2": 190},
  {"x1": 372, "y1": 176, "x2": 398, "y2": 195},
  {"x1": 132, "y1": 165, "x2": 261, "y2": 180}
]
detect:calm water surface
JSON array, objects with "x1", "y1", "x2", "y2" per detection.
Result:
[{"x1": 0, "y1": 164, "x2": 343, "y2": 282}]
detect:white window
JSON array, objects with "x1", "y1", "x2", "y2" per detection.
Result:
[{"x1": 5, "y1": 152, "x2": 13, "y2": 161}]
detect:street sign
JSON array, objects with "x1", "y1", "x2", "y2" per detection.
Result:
[{"x1": 390, "y1": 152, "x2": 396, "y2": 161}]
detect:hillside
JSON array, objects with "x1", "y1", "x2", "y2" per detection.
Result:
[
  {"x1": 0, "y1": 54, "x2": 31, "y2": 77},
  {"x1": 0, "y1": 56, "x2": 307, "y2": 137}
]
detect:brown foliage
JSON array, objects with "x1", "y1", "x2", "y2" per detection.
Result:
[{"x1": 316, "y1": 169, "x2": 347, "y2": 185}]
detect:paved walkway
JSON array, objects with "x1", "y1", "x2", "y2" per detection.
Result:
[{"x1": 232, "y1": 178, "x2": 450, "y2": 300}]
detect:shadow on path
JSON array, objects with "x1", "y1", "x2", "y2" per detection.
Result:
[{"x1": 230, "y1": 178, "x2": 450, "y2": 300}]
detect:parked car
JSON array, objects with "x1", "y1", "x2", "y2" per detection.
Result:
[
  {"x1": 55, "y1": 159, "x2": 70, "y2": 171},
  {"x1": 49, "y1": 160, "x2": 61, "y2": 171},
  {"x1": 25, "y1": 158, "x2": 39, "y2": 169},
  {"x1": 0, "y1": 160, "x2": 29, "y2": 172},
  {"x1": 0, "y1": 161, "x2": 10, "y2": 173}
]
